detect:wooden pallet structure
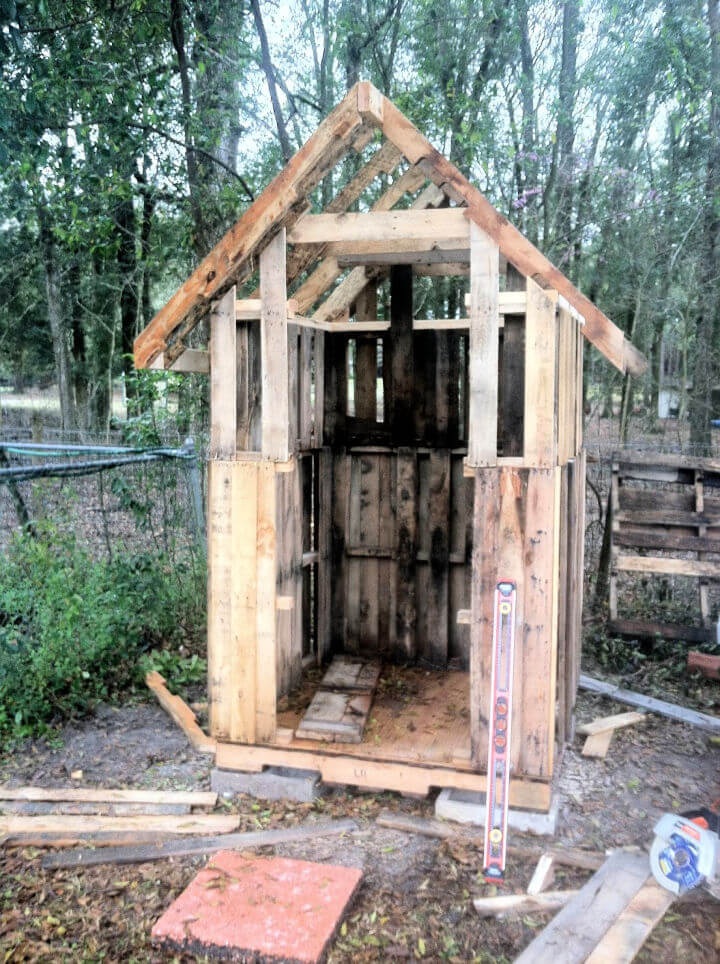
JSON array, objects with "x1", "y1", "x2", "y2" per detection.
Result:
[
  {"x1": 134, "y1": 82, "x2": 646, "y2": 810},
  {"x1": 609, "y1": 452, "x2": 720, "y2": 643}
]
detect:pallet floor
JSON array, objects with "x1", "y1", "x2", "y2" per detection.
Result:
[{"x1": 277, "y1": 664, "x2": 471, "y2": 768}]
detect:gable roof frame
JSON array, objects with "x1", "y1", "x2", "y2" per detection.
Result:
[{"x1": 134, "y1": 81, "x2": 647, "y2": 377}]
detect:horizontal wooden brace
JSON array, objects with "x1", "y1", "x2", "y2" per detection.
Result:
[
  {"x1": 149, "y1": 349, "x2": 210, "y2": 374},
  {"x1": 615, "y1": 554, "x2": 720, "y2": 578},
  {"x1": 287, "y1": 209, "x2": 470, "y2": 245},
  {"x1": 337, "y1": 249, "x2": 469, "y2": 267}
]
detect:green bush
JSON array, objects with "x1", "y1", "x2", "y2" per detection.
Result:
[{"x1": 0, "y1": 524, "x2": 205, "y2": 744}]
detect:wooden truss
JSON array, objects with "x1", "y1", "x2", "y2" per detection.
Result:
[{"x1": 134, "y1": 82, "x2": 647, "y2": 378}]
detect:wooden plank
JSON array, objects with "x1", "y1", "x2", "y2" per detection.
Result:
[
  {"x1": 317, "y1": 448, "x2": 333, "y2": 661},
  {"x1": 255, "y1": 461, "x2": 277, "y2": 741},
  {"x1": 209, "y1": 287, "x2": 236, "y2": 459},
  {"x1": 287, "y1": 208, "x2": 470, "y2": 244},
  {"x1": 527, "y1": 854, "x2": 557, "y2": 895},
  {"x1": 0, "y1": 787, "x2": 217, "y2": 807},
  {"x1": 426, "y1": 450, "x2": 451, "y2": 667},
  {"x1": 168, "y1": 348, "x2": 210, "y2": 373},
  {"x1": 375, "y1": 810, "x2": 458, "y2": 839},
  {"x1": 578, "y1": 712, "x2": 646, "y2": 736},
  {"x1": 215, "y1": 742, "x2": 552, "y2": 809},
  {"x1": 358, "y1": 82, "x2": 645, "y2": 375},
  {"x1": 579, "y1": 674, "x2": 720, "y2": 731},
  {"x1": 41, "y1": 818, "x2": 359, "y2": 870},
  {"x1": 467, "y1": 221, "x2": 499, "y2": 466},
  {"x1": 395, "y1": 448, "x2": 418, "y2": 662},
  {"x1": 470, "y1": 468, "x2": 500, "y2": 767},
  {"x1": 615, "y1": 508, "x2": 720, "y2": 528},
  {"x1": 321, "y1": 655, "x2": 381, "y2": 691},
  {"x1": 584, "y1": 880, "x2": 674, "y2": 964},
  {"x1": 325, "y1": 236, "x2": 470, "y2": 259},
  {"x1": 389, "y1": 264, "x2": 414, "y2": 443},
  {"x1": 514, "y1": 851, "x2": 651, "y2": 964},
  {"x1": 261, "y1": 230, "x2": 289, "y2": 459},
  {"x1": 612, "y1": 526, "x2": 720, "y2": 555},
  {"x1": 134, "y1": 86, "x2": 365, "y2": 367},
  {"x1": 0, "y1": 800, "x2": 192, "y2": 816},
  {"x1": 582, "y1": 730, "x2": 615, "y2": 758},
  {"x1": 0, "y1": 813, "x2": 240, "y2": 845},
  {"x1": 474, "y1": 892, "x2": 577, "y2": 919},
  {"x1": 607, "y1": 617, "x2": 715, "y2": 644},
  {"x1": 354, "y1": 285, "x2": 378, "y2": 422},
  {"x1": 331, "y1": 452, "x2": 351, "y2": 649},
  {"x1": 615, "y1": 554, "x2": 720, "y2": 578},
  {"x1": 524, "y1": 279, "x2": 557, "y2": 466},
  {"x1": 145, "y1": 672, "x2": 216, "y2": 754},
  {"x1": 296, "y1": 690, "x2": 373, "y2": 743},
  {"x1": 208, "y1": 461, "x2": 256, "y2": 742}
]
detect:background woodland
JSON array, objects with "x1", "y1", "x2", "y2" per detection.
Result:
[{"x1": 1, "y1": 0, "x2": 719, "y2": 446}]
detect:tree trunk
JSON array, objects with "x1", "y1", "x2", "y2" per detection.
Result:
[
  {"x1": 116, "y1": 191, "x2": 139, "y2": 419},
  {"x1": 250, "y1": 0, "x2": 292, "y2": 162},
  {"x1": 555, "y1": 0, "x2": 579, "y2": 267},
  {"x1": 689, "y1": 0, "x2": 720, "y2": 450},
  {"x1": 38, "y1": 207, "x2": 75, "y2": 432}
]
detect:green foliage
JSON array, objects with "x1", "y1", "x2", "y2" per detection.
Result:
[
  {"x1": 139, "y1": 649, "x2": 206, "y2": 692},
  {"x1": 0, "y1": 524, "x2": 205, "y2": 744}
]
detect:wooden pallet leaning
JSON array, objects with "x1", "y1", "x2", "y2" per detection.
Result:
[{"x1": 609, "y1": 453, "x2": 720, "y2": 643}]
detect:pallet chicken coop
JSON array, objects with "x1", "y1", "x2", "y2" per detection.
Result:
[{"x1": 134, "y1": 83, "x2": 646, "y2": 812}]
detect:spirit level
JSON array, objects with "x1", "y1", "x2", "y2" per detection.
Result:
[{"x1": 483, "y1": 580, "x2": 517, "y2": 882}]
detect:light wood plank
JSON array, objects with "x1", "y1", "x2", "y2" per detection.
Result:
[
  {"x1": 209, "y1": 287, "x2": 236, "y2": 458},
  {"x1": 467, "y1": 222, "x2": 499, "y2": 466},
  {"x1": 288, "y1": 208, "x2": 469, "y2": 244},
  {"x1": 584, "y1": 880, "x2": 674, "y2": 964},
  {"x1": 578, "y1": 712, "x2": 646, "y2": 736},
  {"x1": 260, "y1": 230, "x2": 289, "y2": 459},
  {"x1": 145, "y1": 672, "x2": 216, "y2": 754},
  {"x1": 524, "y1": 279, "x2": 557, "y2": 467},
  {"x1": 255, "y1": 462, "x2": 277, "y2": 742},
  {"x1": 0, "y1": 813, "x2": 240, "y2": 844},
  {"x1": 0, "y1": 787, "x2": 217, "y2": 807},
  {"x1": 474, "y1": 891, "x2": 576, "y2": 918}
]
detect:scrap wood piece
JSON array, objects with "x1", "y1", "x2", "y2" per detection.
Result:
[
  {"x1": 1, "y1": 812, "x2": 239, "y2": 847},
  {"x1": 527, "y1": 853, "x2": 556, "y2": 895},
  {"x1": 41, "y1": 818, "x2": 358, "y2": 870},
  {"x1": 513, "y1": 850, "x2": 651, "y2": 964},
  {"x1": 0, "y1": 786, "x2": 217, "y2": 808},
  {"x1": 582, "y1": 729, "x2": 616, "y2": 759},
  {"x1": 474, "y1": 891, "x2": 577, "y2": 919},
  {"x1": 579, "y1": 674, "x2": 720, "y2": 733},
  {"x1": 296, "y1": 655, "x2": 380, "y2": 743},
  {"x1": 584, "y1": 879, "x2": 674, "y2": 964},
  {"x1": 580, "y1": 712, "x2": 645, "y2": 759},
  {"x1": 0, "y1": 800, "x2": 191, "y2": 816},
  {"x1": 578, "y1": 712, "x2": 646, "y2": 737},
  {"x1": 376, "y1": 810, "x2": 458, "y2": 839},
  {"x1": 145, "y1": 670, "x2": 216, "y2": 754},
  {"x1": 688, "y1": 651, "x2": 720, "y2": 680}
]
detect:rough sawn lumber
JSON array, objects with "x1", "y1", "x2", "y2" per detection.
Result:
[
  {"x1": 579, "y1": 674, "x2": 720, "y2": 732},
  {"x1": 41, "y1": 818, "x2": 358, "y2": 870},
  {"x1": 513, "y1": 850, "x2": 652, "y2": 963},
  {"x1": 0, "y1": 787, "x2": 217, "y2": 807},
  {"x1": 145, "y1": 670, "x2": 216, "y2": 753},
  {"x1": 0, "y1": 813, "x2": 240, "y2": 846}
]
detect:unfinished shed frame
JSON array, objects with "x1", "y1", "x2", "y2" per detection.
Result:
[{"x1": 135, "y1": 83, "x2": 646, "y2": 810}]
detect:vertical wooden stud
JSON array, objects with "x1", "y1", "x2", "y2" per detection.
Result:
[
  {"x1": 426, "y1": 449, "x2": 451, "y2": 666},
  {"x1": 467, "y1": 222, "x2": 499, "y2": 466},
  {"x1": 255, "y1": 462, "x2": 276, "y2": 742},
  {"x1": 389, "y1": 265, "x2": 414, "y2": 444},
  {"x1": 210, "y1": 286, "x2": 237, "y2": 459},
  {"x1": 317, "y1": 448, "x2": 332, "y2": 662},
  {"x1": 355, "y1": 285, "x2": 378, "y2": 423},
  {"x1": 395, "y1": 448, "x2": 418, "y2": 662},
  {"x1": 260, "y1": 229, "x2": 289, "y2": 459},
  {"x1": 524, "y1": 279, "x2": 557, "y2": 467}
]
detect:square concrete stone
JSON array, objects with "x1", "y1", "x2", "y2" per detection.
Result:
[
  {"x1": 211, "y1": 766, "x2": 321, "y2": 802},
  {"x1": 152, "y1": 851, "x2": 362, "y2": 963},
  {"x1": 435, "y1": 787, "x2": 559, "y2": 836}
]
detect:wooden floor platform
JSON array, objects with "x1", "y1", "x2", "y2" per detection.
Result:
[{"x1": 215, "y1": 665, "x2": 552, "y2": 811}]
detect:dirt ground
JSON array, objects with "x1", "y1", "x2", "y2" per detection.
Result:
[{"x1": 1, "y1": 687, "x2": 719, "y2": 964}]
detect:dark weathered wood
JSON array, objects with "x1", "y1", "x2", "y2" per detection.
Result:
[
  {"x1": 579, "y1": 674, "x2": 720, "y2": 731},
  {"x1": 614, "y1": 526, "x2": 720, "y2": 553},
  {"x1": 316, "y1": 448, "x2": 333, "y2": 661},
  {"x1": 389, "y1": 265, "x2": 414, "y2": 444},
  {"x1": 499, "y1": 315, "x2": 525, "y2": 456},
  {"x1": 607, "y1": 618, "x2": 715, "y2": 644},
  {"x1": 323, "y1": 335, "x2": 347, "y2": 445},
  {"x1": 354, "y1": 285, "x2": 378, "y2": 423},
  {"x1": 514, "y1": 851, "x2": 651, "y2": 964},
  {"x1": 331, "y1": 452, "x2": 350, "y2": 648},
  {"x1": 0, "y1": 801, "x2": 190, "y2": 816},
  {"x1": 395, "y1": 448, "x2": 418, "y2": 662},
  {"x1": 41, "y1": 819, "x2": 359, "y2": 870},
  {"x1": 425, "y1": 450, "x2": 451, "y2": 667}
]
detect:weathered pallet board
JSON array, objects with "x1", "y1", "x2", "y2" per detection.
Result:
[
  {"x1": 514, "y1": 850, "x2": 651, "y2": 964},
  {"x1": 579, "y1": 674, "x2": 720, "y2": 732},
  {"x1": 41, "y1": 818, "x2": 358, "y2": 870},
  {"x1": 296, "y1": 656, "x2": 380, "y2": 743}
]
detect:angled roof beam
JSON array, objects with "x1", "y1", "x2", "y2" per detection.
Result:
[
  {"x1": 356, "y1": 81, "x2": 647, "y2": 375},
  {"x1": 134, "y1": 83, "x2": 370, "y2": 368}
]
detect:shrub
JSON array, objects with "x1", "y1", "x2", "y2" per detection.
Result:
[{"x1": 0, "y1": 524, "x2": 205, "y2": 743}]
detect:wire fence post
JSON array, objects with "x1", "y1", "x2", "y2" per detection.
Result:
[{"x1": 182, "y1": 437, "x2": 206, "y2": 546}]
